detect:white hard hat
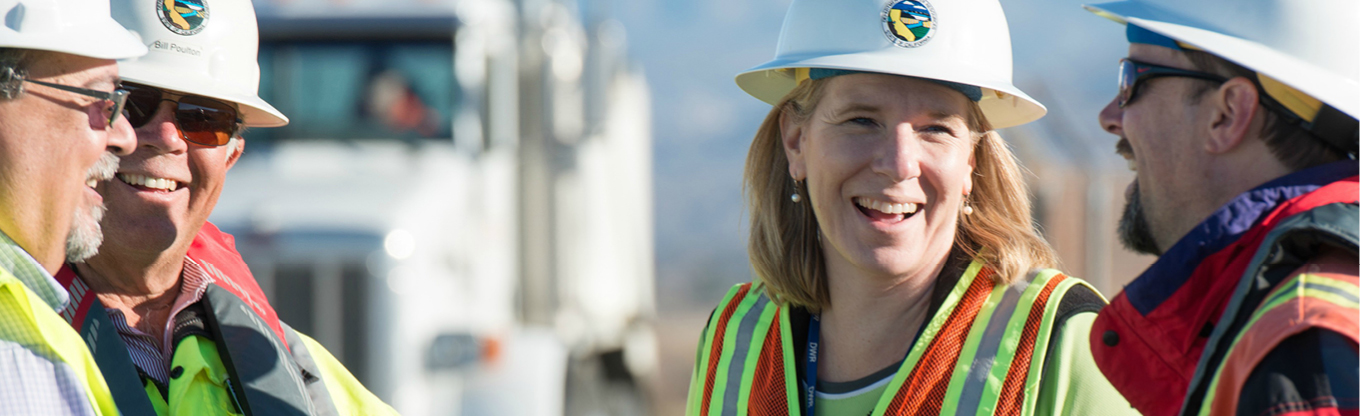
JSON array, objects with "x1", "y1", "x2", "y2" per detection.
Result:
[
  {"x1": 735, "y1": 0, "x2": 1046, "y2": 130},
  {"x1": 1084, "y1": 0, "x2": 1358, "y2": 146},
  {"x1": 0, "y1": 0, "x2": 146, "y2": 60},
  {"x1": 112, "y1": 0, "x2": 287, "y2": 127}
]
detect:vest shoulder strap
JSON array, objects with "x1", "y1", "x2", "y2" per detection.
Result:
[
  {"x1": 689, "y1": 282, "x2": 794, "y2": 416},
  {"x1": 878, "y1": 267, "x2": 1088, "y2": 416},
  {"x1": 281, "y1": 323, "x2": 340, "y2": 416},
  {"x1": 1196, "y1": 259, "x2": 1359, "y2": 416},
  {"x1": 1182, "y1": 200, "x2": 1359, "y2": 415},
  {"x1": 201, "y1": 285, "x2": 315, "y2": 415},
  {"x1": 187, "y1": 223, "x2": 290, "y2": 351}
]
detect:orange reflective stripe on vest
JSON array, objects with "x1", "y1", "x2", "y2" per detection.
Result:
[
  {"x1": 699, "y1": 283, "x2": 753, "y2": 416},
  {"x1": 749, "y1": 306, "x2": 789, "y2": 416},
  {"x1": 1197, "y1": 267, "x2": 1360, "y2": 416},
  {"x1": 884, "y1": 268, "x2": 997, "y2": 415},
  {"x1": 995, "y1": 272, "x2": 1069, "y2": 416}
]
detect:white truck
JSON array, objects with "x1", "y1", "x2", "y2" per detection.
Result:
[{"x1": 209, "y1": 1, "x2": 657, "y2": 414}]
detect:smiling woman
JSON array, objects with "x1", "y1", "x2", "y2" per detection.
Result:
[
  {"x1": 684, "y1": 0, "x2": 1141, "y2": 415},
  {"x1": 748, "y1": 74, "x2": 1054, "y2": 311}
]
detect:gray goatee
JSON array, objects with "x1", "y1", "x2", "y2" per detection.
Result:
[{"x1": 66, "y1": 152, "x2": 118, "y2": 263}]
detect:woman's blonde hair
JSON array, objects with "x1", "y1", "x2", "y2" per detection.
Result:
[{"x1": 745, "y1": 77, "x2": 1059, "y2": 312}]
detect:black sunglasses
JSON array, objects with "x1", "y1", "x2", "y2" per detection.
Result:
[
  {"x1": 5, "y1": 67, "x2": 129, "y2": 127},
  {"x1": 1117, "y1": 58, "x2": 1229, "y2": 108},
  {"x1": 121, "y1": 82, "x2": 242, "y2": 147},
  {"x1": 1116, "y1": 58, "x2": 1313, "y2": 130}
]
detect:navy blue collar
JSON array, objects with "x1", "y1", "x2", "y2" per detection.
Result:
[{"x1": 1125, "y1": 161, "x2": 1359, "y2": 315}]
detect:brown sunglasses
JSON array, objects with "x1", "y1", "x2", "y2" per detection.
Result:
[{"x1": 121, "y1": 82, "x2": 242, "y2": 146}]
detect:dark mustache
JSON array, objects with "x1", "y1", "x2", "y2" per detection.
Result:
[{"x1": 1115, "y1": 137, "x2": 1134, "y2": 159}]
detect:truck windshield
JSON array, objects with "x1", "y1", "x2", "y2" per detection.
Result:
[{"x1": 255, "y1": 40, "x2": 456, "y2": 142}]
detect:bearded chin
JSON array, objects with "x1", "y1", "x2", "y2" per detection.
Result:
[
  {"x1": 1118, "y1": 182, "x2": 1162, "y2": 256},
  {"x1": 66, "y1": 203, "x2": 106, "y2": 264}
]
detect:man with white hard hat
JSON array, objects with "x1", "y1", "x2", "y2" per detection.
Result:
[
  {"x1": 49, "y1": 0, "x2": 397, "y2": 414},
  {"x1": 0, "y1": 0, "x2": 146, "y2": 414},
  {"x1": 1083, "y1": 0, "x2": 1359, "y2": 415}
]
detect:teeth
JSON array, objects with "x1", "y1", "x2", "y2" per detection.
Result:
[
  {"x1": 1127, "y1": 159, "x2": 1137, "y2": 172},
  {"x1": 855, "y1": 197, "x2": 919, "y2": 214},
  {"x1": 86, "y1": 179, "x2": 97, "y2": 188},
  {"x1": 117, "y1": 173, "x2": 178, "y2": 191}
]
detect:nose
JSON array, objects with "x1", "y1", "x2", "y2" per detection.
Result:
[
  {"x1": 137, "y1": 101, "x2": 189, "y2": 154},
  {"x1": 874, "y1": 124, "x2": 921, "y2": 182},
  {"x1": 1098, "y1": 96, "x2": 1124, "y2": 136},
  {"x1": 106, "y1": 111, "x2": 136, "y2": 156}
]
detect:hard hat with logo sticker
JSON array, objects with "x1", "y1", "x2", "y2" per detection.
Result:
[
  {"x1": 735, "y1": 0, "x2": 1045, "y2": 129},
  {"x1": 0, "y1": 0, "x2": 146, "y2": 60},
  {"x1": 1085, "y1": 0, "x2": 1358, "y2": 153},
  {"x1": 111, "y1": 0, "x2": 287, "y2": 127}
]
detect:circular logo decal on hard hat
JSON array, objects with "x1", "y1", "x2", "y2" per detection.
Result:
[
  {"x1": 882, "y1": 0, "x2": 936, "y2": 48},
  {"x1": 156, "y1": 0, "x2": 210, "y2": 36}
]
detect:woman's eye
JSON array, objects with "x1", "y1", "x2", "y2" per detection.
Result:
[
  {"x1": 847, "y1": 117, "x2": 877, "y2": 127},
  {"x1": 921, "y1": 125, "x2": 954, "y2": 134}
]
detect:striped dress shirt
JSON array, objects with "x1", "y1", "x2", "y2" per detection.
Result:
[{"x1": 100, "y1": 257, "x2": 214, "y2": 384}]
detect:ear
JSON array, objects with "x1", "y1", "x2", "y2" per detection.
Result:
[
  {"x1": 963, "y1": 135, "x2": 979, "y2": 197},
  {"x1": 225, "y1": 137, "x2": 244, "y2": 170},
  {"x1": 780, "y1": 106, "x2": 807, "y2": 181},
  {"x1": 1204, "y1": 77, "x2": 1260, "y2": 154}
]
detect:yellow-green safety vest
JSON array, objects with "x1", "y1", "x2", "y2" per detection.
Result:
[
  {"x1": 686, "y1": 258, "x2": 1101, "y2": 416},
  {"x1": 123, "y1": 285, "x2": 400, "y2": 416},
  {"x1": 0, "y1": 270, "x2": 119, "y2": 415},
  {"x1": 138, "y1": 321, "x2": 398, "y2": 416}
]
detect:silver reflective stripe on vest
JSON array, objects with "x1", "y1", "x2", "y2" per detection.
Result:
[
  {"x1": 953, "y1": 271, "x2": 1036, "y2": 416},
  {"x1": 722, "y1": 295, "x2": 770, "y2": 416}
]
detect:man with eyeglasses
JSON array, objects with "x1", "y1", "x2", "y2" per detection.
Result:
[
  {"x1": 50, "y1": 0, "x2": 398, "y2": 414},
  {"x1": 1079, "y1": 1, "x2": 1359, "y2": 415},
  {"x1": 0, "y1": 0, "x2": 149, "y2": 414}
]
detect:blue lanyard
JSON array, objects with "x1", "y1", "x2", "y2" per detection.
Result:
[{"x1": 803, "y1": 314, "x2": 821, "y2": 416}]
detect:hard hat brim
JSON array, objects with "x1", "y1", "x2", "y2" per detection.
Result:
[
  {"x1": 1, "y1": 19, "x2": 147, "y2": 60},
  {"x1": 118, "y1": 60, "x2": 289, "y2": 128},
  {"x1": 1085, "y1": 1, "x2": 1360, "y2": 119},
  {"x1": 735, "y1": 55, "x2": 1047, "y2": 130}
]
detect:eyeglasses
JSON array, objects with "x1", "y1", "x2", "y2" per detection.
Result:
[
  {"x1": 7, "y1": 68, "x2": 129, "y2": 127},
  {"x1": 1115, "y1": 58, "x2": 1312, "y2": 129},
  {"x1": 1117, "y1": 58, "x2": 1227, "y2": 108},
  {"x1": 122, "y1": 82, "x2": 242, "y2": 147}
]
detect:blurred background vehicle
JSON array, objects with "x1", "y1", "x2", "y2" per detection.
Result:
[
  {"x1": 207, "y1": 0, "x2": 1150, "y2": 415},
  {"x1": 210, "y1": 0, "x2": 654, "y2": 414}
]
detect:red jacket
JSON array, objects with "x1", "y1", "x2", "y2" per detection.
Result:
[
  {"x1": 1090, "y1": 162, "x2": 1358, "y2": 416},
  {"x1": 185, "y1": 221, "x2": 288, "y2": 349}
]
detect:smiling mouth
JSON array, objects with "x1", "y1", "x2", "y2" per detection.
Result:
[
  {"x1": 1116, "y1": 137, "x2": 1137, "y2": 172},
  {"x1": 116, "y1": 173, "x2": 183, "y2": 192},
  {"x1": 854, "y1": 197, "x2": 919, "y2": 222},
  {"x1": 85, "y1": 153, "x2": 118, "y2": 190}
]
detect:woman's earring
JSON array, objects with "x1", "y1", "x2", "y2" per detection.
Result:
[
  {"x1": 962, "y1": 196, "x2": 974, "y2": 215},
  {"x1": 791, "y1": 180, "x2": 803, "y2": 203}
]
